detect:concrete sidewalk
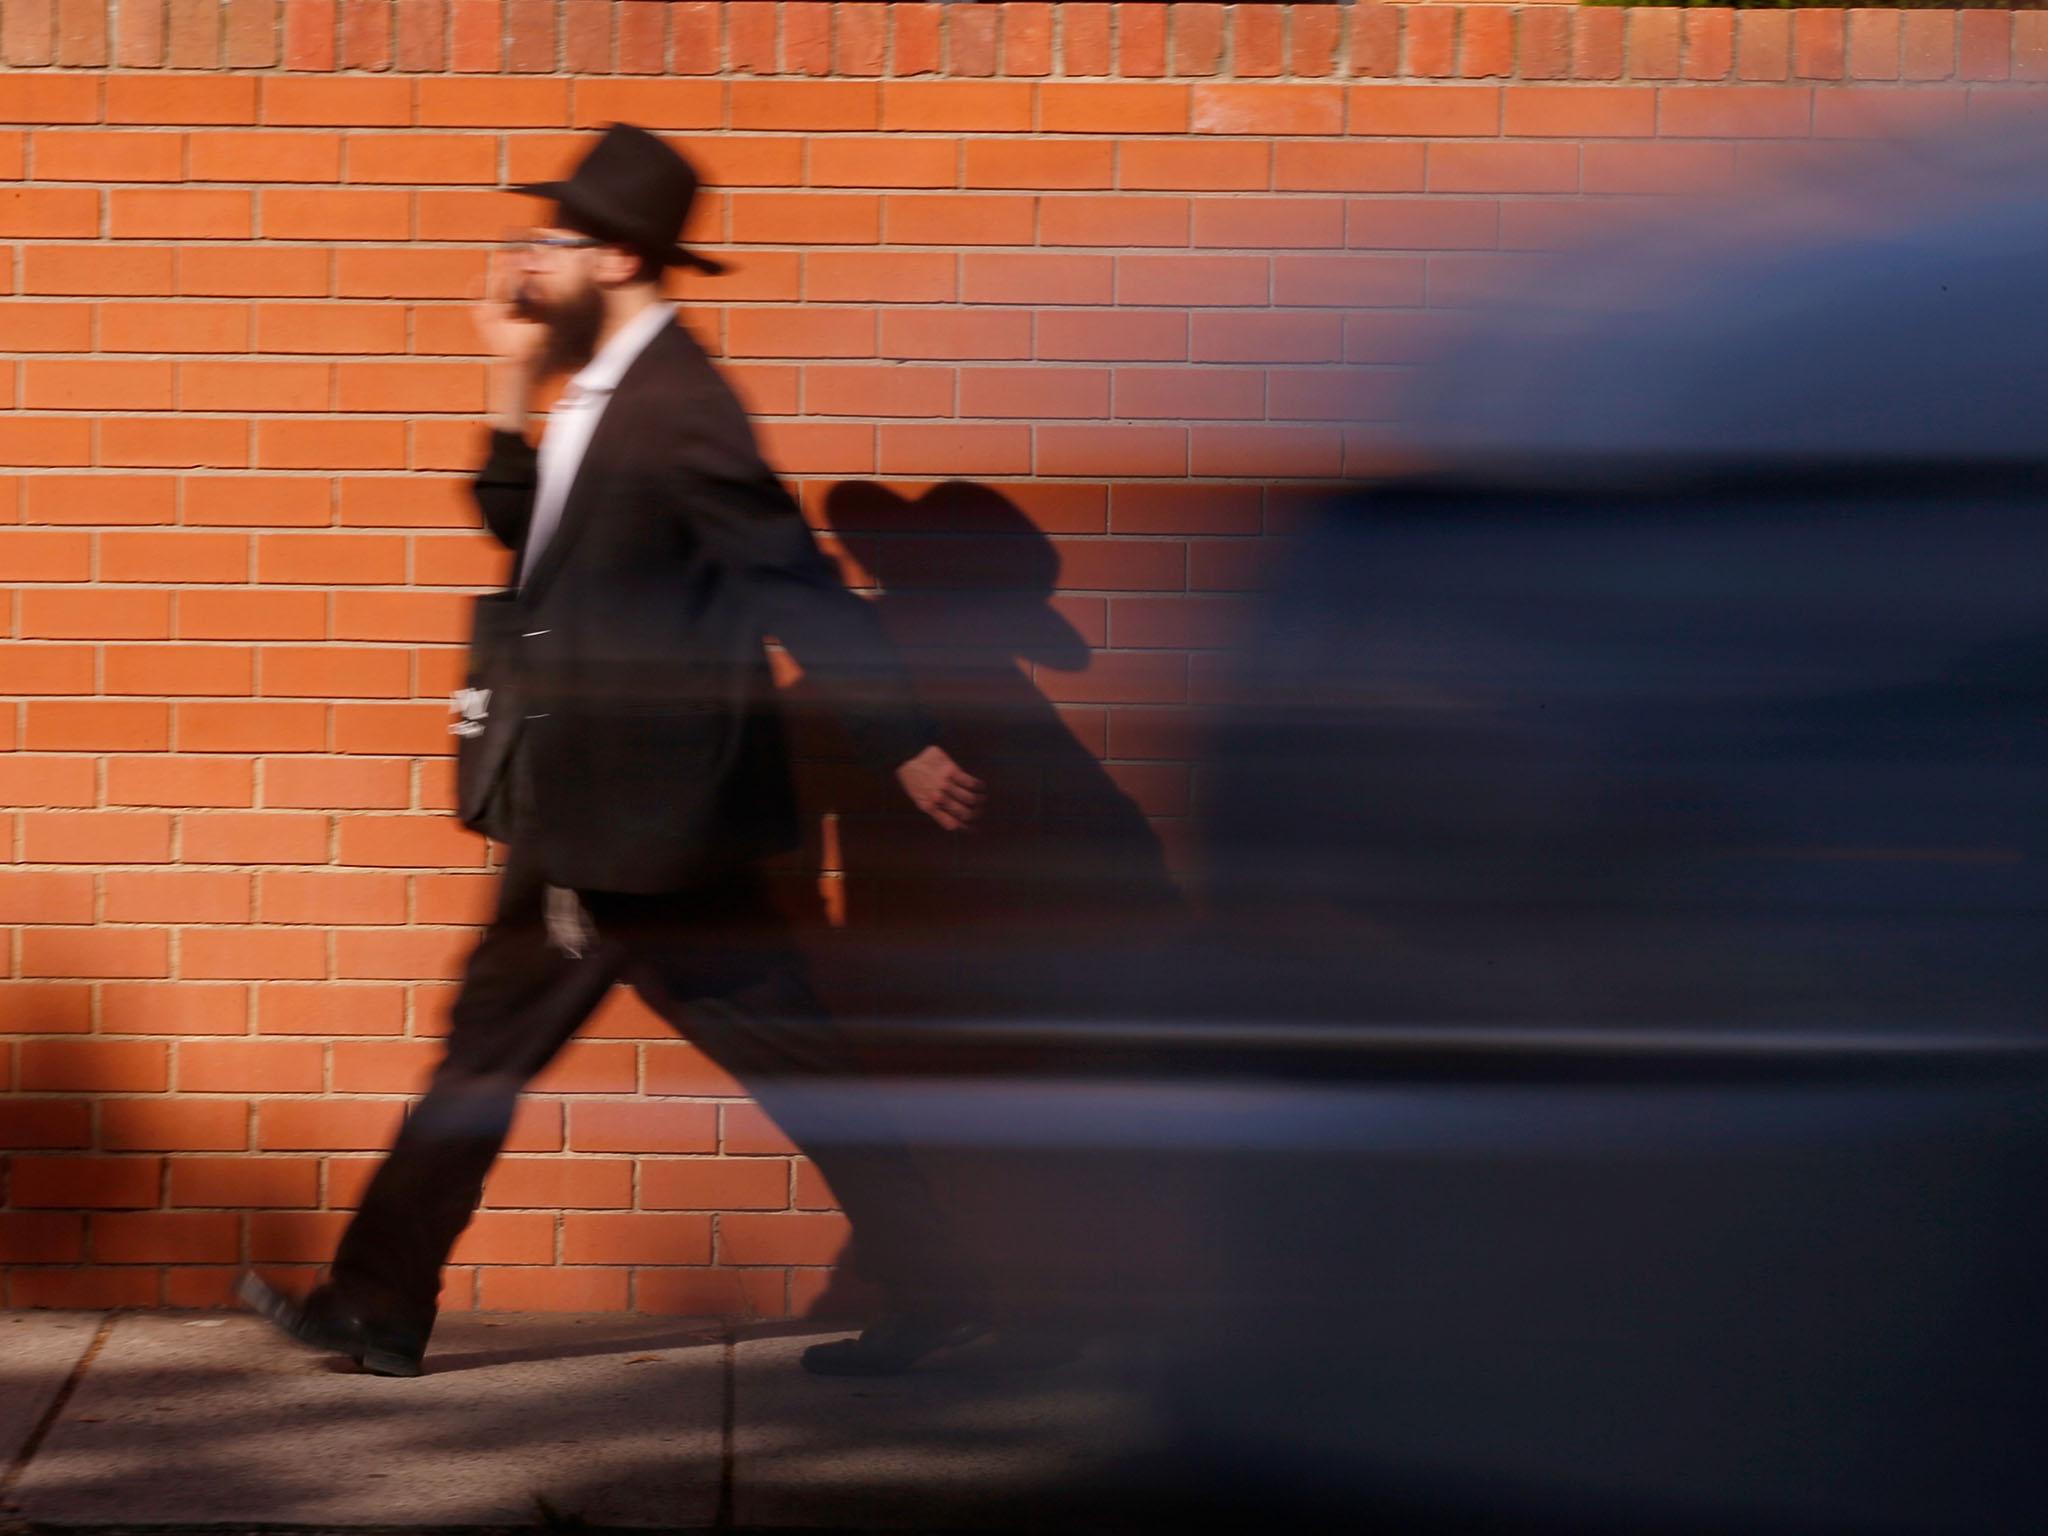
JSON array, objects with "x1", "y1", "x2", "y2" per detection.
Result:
[{"x1": 0, "y1": 1310, "x2": 1162, "y2": 1532}]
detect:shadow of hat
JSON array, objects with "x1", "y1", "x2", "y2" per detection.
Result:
[{"x1": 822, "y1": 481, "x2": 1091, "y2": 670}]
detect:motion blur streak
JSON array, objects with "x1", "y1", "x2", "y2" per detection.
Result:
[{"x1": 816, "y1": 127, "x2": 2048, "y2": 1535}]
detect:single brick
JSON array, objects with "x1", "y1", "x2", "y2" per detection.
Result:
[
  {"x1": 1959, "y1": 10, "x2": 2011, "y2": 82},
  {"x1": 1684, "y1": 9, "x2": 1733, "y2": 81},
  {"x1": 1519, "y1": 8, "x2": 1572, "y2": 82},
  {"x1": 1847, "y1": 7, "x2": 1901, "y2": 80}
]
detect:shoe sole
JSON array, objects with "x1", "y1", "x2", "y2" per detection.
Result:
[
  {"x1": 358, "y1": 1346, "x2": 423, "y2": 1378},
  {"x1": 800, "y1": 1319, "x2": 991, "y2": 1377}
]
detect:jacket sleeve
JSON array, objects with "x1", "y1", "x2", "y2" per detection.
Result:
[
  {"x1": 472, "y1": 429, "x2": 539, "y2": 554},
  {"x1": 674, "y1": 395, "x2": 938, "y2": 773}
]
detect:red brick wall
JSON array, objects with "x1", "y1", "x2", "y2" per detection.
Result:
[{"x1": 3, "y1": 1, "x2": 2043, "y2": 1315}]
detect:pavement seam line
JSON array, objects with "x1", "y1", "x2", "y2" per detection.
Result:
[
  {"x1": 0, "y1": 1311, "x2": 118, "y2": 1515},
  {"x1": 715, "y1": 1326, "x2": 737, "y2": 1531}
]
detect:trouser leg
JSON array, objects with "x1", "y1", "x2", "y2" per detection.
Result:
[
  {"x1": 329, "y1": 850, "x2": 621, "y2": 1333},
  {"x1": 589, "y1": 875, "x2": 979, "y2": 1314}
]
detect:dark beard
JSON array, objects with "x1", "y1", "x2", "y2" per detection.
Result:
[{"x1": 515, "y1": 281, "x2": 605, "y2": 377}]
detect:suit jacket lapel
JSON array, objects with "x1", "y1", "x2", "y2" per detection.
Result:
[{"x1": 521, "y1": 319, "x2": 677, "y2": 604}]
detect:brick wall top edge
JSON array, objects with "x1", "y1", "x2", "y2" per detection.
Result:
[{"x1": 0, "y1": 2, "x2": 2034, "y2": 87}]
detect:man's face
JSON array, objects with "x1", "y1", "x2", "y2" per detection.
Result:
[{"x1": 512, "y1": 227, "x2": 608, "y2": 375}]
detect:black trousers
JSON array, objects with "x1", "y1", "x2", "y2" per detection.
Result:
[{"x1": 328, "y1": 845, "x2": 964, "y2": 1337}]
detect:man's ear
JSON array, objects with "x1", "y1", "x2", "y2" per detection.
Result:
[{"x1": 594, "y1": 244, "x2": 644, "y2": 286}]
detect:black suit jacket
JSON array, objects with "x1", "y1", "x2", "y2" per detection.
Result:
[{"x1": 463, "y1": 317, "x2": 934, "y2": 894}]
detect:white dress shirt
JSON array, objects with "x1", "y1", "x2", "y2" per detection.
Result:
[{"x1": 520, "y1": 299, "x2": 676, "y2": 586}]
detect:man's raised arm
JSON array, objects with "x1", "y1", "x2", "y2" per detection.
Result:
[{"x1": 469, "y1": 252, "x2": 545, "y2": 553}]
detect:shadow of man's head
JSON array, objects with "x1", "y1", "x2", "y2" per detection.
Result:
[
  {"x1": 821, "y1": 481, "x2": 1088, "y2": 673},
  {"x1": 790, "y1": 480, "x2": 1183, "y2": 1007}
]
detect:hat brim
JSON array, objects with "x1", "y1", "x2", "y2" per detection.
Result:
[{"x1": 512, "y1": 180, "x2": 728, "y2": 275}]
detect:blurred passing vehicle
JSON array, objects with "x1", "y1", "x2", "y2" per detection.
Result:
[
  {"x1": 1167, "y1": 131, "x2": 2048, "y2": 1534},
  {"x1": 826, "y1": 134, "x2": 2048, "y2": 1534}
]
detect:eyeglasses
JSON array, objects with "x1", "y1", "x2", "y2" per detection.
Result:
[{"x1": 503, "y1": 231, "x2": 605, "y2": 254}]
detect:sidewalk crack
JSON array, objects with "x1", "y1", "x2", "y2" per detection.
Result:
[
  {"x1": 714, "y1": 1326, "x2": 736, "y2": 1531},
  {"x1": 0, "y1": 1310, "x2": 117, "y2": 1523}
]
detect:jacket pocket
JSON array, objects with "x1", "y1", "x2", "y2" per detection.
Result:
[{"x1": 453, "y1": 589, "x2": 525, "y2": 837}]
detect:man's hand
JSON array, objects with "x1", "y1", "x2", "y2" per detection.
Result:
[
  {"x1": 475, "y1": 251, "x2": 546, "y2": 429},
  {"x1": 896, "y1": 746, "x2": 985, "y2": 832}
]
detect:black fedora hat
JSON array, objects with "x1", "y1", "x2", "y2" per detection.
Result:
[{"x1": 512, "y1": 121, "x2": 726, "y2": 275}]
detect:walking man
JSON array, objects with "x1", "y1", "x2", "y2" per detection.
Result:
[{"x1": 240, "y1": 124, "x2": 987, "y2": 1378}]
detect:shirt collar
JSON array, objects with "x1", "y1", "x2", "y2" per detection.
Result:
[{"x1": 566, "y1": 300, "x2": 675, "y2": 400}]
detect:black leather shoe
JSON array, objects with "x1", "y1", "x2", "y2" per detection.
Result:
[
  {"x1": 799, "y1": 1311, "x2": 991, "y2": 1377},
  {"x1": 236, "y1": 1272, "x2": 425, "y2": 1378}
]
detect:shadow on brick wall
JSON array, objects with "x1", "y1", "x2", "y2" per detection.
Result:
[
  {"x1": 782, "y1": 480, "x2": 1185, "y2": 1032},
  {"x1": 775, "y1": 482, "x2": 1200, "y2": 1324}
]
